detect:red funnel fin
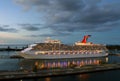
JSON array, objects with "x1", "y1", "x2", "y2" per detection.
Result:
[{"x1": 81, "y1": 35, "x2": 91, "y2": 43}]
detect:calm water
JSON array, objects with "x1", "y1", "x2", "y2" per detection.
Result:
[{"x1": 0, "y1": 51, "x2": 120, "y2": 81}]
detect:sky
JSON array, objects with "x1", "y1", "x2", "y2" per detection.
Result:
[{"x1": 0, "y1": 0, "x2": 120, "y2": 45}]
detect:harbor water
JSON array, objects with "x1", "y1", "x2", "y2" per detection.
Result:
[{"x1": 0, "y1": 51, "x2": 120, "y2": 81}]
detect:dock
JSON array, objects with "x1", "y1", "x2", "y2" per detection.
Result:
[
  {"x1": 10, "y1": 55, "x2": 24, "y2": 58},
  {"x1": 0, "y1": 44, "x2": 28, "y2": 51},
  {"x1": 0, "y1": 63, "x2": 120, "y2": 80},
  {"x1": 109, "y1": 54, "x2": 120, "y2": 56}
]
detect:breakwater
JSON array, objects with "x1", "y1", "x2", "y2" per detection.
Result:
[
  {"x1": 0, "y1": 63, "x2": 120, "y2": 80},
  {"x1": 0, "y1": 44, "x2": 28, "y2": 51}
]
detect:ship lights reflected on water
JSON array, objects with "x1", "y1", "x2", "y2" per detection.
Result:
[
  {"x1": 45, "y1": 77, "x2": 51, "y2": 81},
  {"x1": 106, "y1": 57, "x2": 108, "y2": 62},
  {"x1": 77, "y1": 74, "x2": 90, "y2": 81},
  {"x1": 20, "y1": 57, "x2": 108, "y2": 70}
]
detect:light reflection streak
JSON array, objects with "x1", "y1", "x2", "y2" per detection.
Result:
[
  {"x1": 77, "y1": 74, "x2": 90, "y2": 81},
  {"x1": 45, "y1": 77, "x2": 51, "y2": 81},
  {"x1": 20, "y1": 57, "x2": 108, "y2": 70}
]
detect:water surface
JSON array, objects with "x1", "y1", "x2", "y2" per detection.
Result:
[{"x1": 0, "y1": 51, "x2": 120, "y2": 81}]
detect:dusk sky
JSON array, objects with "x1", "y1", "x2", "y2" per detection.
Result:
[{"x1": 0, "y1": 0, "x2": 120, "y2": 44}]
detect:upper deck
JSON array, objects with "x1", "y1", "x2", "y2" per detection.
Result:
[
  {"x1": 32, "y1": 43, "x2": 107, "y2": 51},
  {"x1": 44, "y1": 37, "x2": 61, "y2": 44},
  {"x1": 30, "y1": 35, "x2": 108, "y2": 51}
]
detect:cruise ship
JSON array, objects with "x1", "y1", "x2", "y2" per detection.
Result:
[{"x1": 19, "y1": 35, "x2": 108, "y2": 59}]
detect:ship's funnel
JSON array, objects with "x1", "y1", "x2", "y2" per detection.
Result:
[{"x1": 81, "y1": 35, "x2": 91, "y2": 43}]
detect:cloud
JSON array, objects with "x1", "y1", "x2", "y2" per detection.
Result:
[
  {"x1": 25, "y1": 32, "x2": 71, "y2": 37},
  {"x1": 0, "y1": 25, "x2": 18, "y2": 33},
  {"x1": 26, "y1": 34, "x2": 58, "y2": 37},
  {"x1": 18, "y1": 24, "x2": 41, "y2": 31},
  {"x1": 14, "y1": 0, "x2": 120, "y2": 34},
  {"x1": 14, "y1": 0, "x2": 84, "y2": 11}
]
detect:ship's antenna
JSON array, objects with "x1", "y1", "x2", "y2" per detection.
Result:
[{"x1": 81, "y1": 35, "x2": 91, "y2": 43}]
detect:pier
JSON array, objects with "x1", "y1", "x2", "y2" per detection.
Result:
[
  {"x1": 0, "y1": 63, "x2": 120, "y2": 80},
  {"x1": 0, "y1": 44, "x2": 28, "y2": 51}
]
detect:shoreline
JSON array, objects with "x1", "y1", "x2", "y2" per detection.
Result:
[{"x1": 0, "y1": 63, "x2": 120, "y2": 80}]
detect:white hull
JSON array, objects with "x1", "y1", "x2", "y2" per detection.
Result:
[{"x1": 20, "y1": 52, "x2": 108, "y2": 59}]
